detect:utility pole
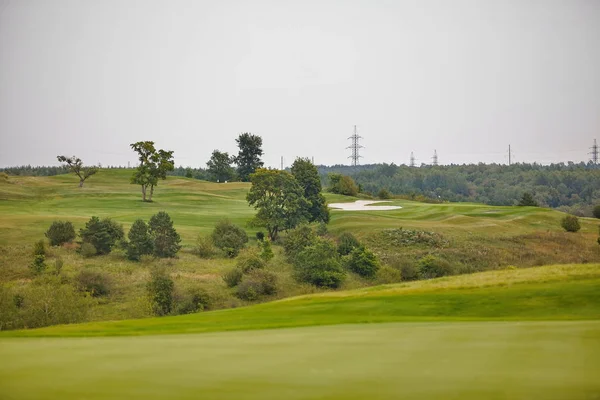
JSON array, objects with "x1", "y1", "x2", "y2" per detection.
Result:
[
  {"x1": 590, "y1": 139, "x2": 599, "y2": 164},
  {"x1": 432, "y1": 150, "x2": 438, "y2": 166},
  {"x1": 410, "y1": 152, "x2": 416, "y2": 167},
  {"x1": 508, "y1": 144, "x2": 512, "y2": 165},
  {"x1": 281, "y1": 156, "x2": 284, "y2": 170},
  {"x1": 347, "y1": 125, "x2": 363, "y2": 166}
]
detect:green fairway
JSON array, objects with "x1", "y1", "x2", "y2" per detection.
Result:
[{"x1": 1, "y1": 321, "x2": 599, "y2": 400}]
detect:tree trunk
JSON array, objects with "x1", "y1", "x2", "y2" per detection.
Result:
[
  {"x1": 149, "y1": 185, "x2": 155, "y2": 202},
  {"x1": 79, "y1": 179, "x2": 84, "y2": 188},
  {"x1": 141, "y1": 185, "x2": 147, "y2": 202}
]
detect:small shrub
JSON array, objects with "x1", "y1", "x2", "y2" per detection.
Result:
[
  {"x1": 54, "y1": 258, "x2": 64, "y2": 275},
  {"x1": 222, "y1": 267, "x2": 243, "y2": 287},
  {"x1": 80, "y1": 242, "x2": 97, "y2": 258},
  {"x1": 149, "y1": 211, "x2": 181, "y2": 258},
  {"x1": 33, "y1": 240, "x2": 46, "y2": 257},
  {"x1": 593, "y1": 205, "x2": 600, "y2": 219},
  {"x1": 316, "y1": 222, "x2": 328, "y2": 237},
  {"x1": 346, "y1": 246, "x2": 380, "y2": 278},
  {"x1": 193, "y1": 234, "x2": 216, "y2": 259},
  {"x1": 175, "y1": 287, "x2": 211, "y2": 314},
  {"x1": 30, "y1": 255, "x2": 46, "y2": 274},
  {"x1": 293, "y1": 238, "x2": 346, "y2": 288},
  {"x1": 380, "y1": 228, "x2": 449, "y2": 248},
  {"x1": 375, "y1": 265, "x2": 402, "y2": 284},
  {"x1": 399, "y1": 262, "x2": 419, "y2": 281},
  {"x1": 417, "y1": 255, "x2": 453, "y2": 279},
  {"x1": 79, "y1": 216, "x2": 124, "y2": 255},
  {"x1": 126, "y1": 219, "x2": 154, "y2": 261},
  {"x1": 259, "y1": 238, "x2": 274, "y2": 262},
  {"x1": 147, "y1": 268, "x2": 174, "y2": 316},
  {"x1": 236, "y1": 248, "x2": 266, "y2": 273},
  {"x1": 377, "y1": 188, "x2": 392, "y2": 200},
  {"x1": 211, "y1": 220, "x2": 248, "y2": 258},
  {"x1": 236, "y1": 270, "x2": 278, "y2": 301},
  {"x1": 337, "y1": 232, "x2": 360, "y2": 256},
  {"x1": 283, "y1": 225, "x2": 317, "y2": 260},
  {"x1": 561, "y1": 215, "x2": 581, "y2": 233},
  {"x1": 45, "y1": 221, "x2": 76, "y2": 246},
  {"x1": 256, "y1": 231, "x2": 265, "y2": 241},
  {"x1": 76, "y1": 270, "x2": 111, "y2": 297}
]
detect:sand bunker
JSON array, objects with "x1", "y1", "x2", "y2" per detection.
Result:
[{"x1": 328, "y1": 200, "x2": 402, "y2": 211}]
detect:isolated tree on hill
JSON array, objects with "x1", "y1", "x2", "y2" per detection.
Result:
[
  {"x1": 57, "y1": 155, "x2": 98, "y2": 187},
  {"x1": 234, "y1": 133, "x2": 264, "y2": 182},
  {"x1": 518, "y1": 192, "x2": 538, "y2": 207},
  {"x1": 149, "y1": 211, "x2": 181, "y2": 258},
  {"x1": 291, "y1": 158, "x2": 330, "y2": 224},
  {"x1": 247, "y1": 169, "x2": 309, "y2": 241},
  {"x1": 130, "y1": 141, "x2": 174, "y2": 202},
  {"x1": 207, "y1": 150, "x2": 235, "y2": 182}
]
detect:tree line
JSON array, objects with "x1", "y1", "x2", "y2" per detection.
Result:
[{"x1": 317, "y1": 162, "x2": 600, "y2": 215}]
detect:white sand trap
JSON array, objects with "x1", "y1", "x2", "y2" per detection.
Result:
[{"x1": 328, "y1": 200, "x2": 402, "y2": 211}]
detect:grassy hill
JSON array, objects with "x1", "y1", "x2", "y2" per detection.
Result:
[
  {"x1": 1, "y1": 264, "x2": 599, "y2": 399},
  {"x1": 1, "y1": 169, "x2": 600, "y2": 328}
]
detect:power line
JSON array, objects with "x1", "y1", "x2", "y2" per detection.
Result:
[{"x1": 347, "y1": 125, "x2": 363, "y2": 166}]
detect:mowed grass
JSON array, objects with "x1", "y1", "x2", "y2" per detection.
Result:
[
  {"x1": 1, "y1": 168, "x2": 598, "y2": 247},
  {"x1": 3, "y1": 263, "x2": 599, "y2": 338},
  {"x1": 1, "y1": 321, "x2": 599, "y2": 400},
  {"x1": 1, "y1": 264, "x2": 599, "y2": 399}
]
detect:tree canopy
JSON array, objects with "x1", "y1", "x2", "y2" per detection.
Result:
[
  {"x1": 206, "y1": 150, "x2": 235, "y2": 183},
  {"x1": 234, "y1": 133, "x2": 264, "y2": 182},
  {"x1": 246, "y1": 169, "x2": 308, "y2": 240},
  {"x1": 130, "y1": 141, "x2": 174, "y2": 202},
  {"x1": 57, "y1": 155, "x2": 98, "y2": 187},
  {"x1": 291, "y1": 158, "x2": 330, "y2": 224}
]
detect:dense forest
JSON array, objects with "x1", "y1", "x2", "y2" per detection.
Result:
[
  {"x1": 3, "y1": 162, "x2": 599, "y2": 216},
  {"x1": 317, "y1": 163, "x2": 600, "y2": 216}
]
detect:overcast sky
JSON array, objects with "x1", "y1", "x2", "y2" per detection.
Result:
[{"x1": 1, "y1": 0, "x2": 599, "y2": 168}]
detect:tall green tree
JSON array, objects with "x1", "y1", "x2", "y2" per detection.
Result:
[
  {"x1": 234, "y1": 133, "x2": 264, "y2": 182},
  {"x1": 246, "y1": 169, "x2": 308, "y2": 241},
  {"x1": 126, "y1": 219, "x2": 154, "y2": 261},
  {"x1": 149, "y1": 211, "x2": 181, "y2": 258},
  {"x1": 57, "y1": 155, "x2": 98, "y2": 187},
  {"x1": 206, "y1": 150, "x2": 235, "y2": 182},
  {"x1": 130, "y1": 141, "x2": 174, "y2": 202},
  {"x1": 291, "y1": 158, "x2": 330, "y2": 223}
]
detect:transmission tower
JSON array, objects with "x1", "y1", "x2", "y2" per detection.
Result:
[
  {"x1": 432, "y1": 149, "x2": 438, "y2": 166},
  {"x1": 590, "y1": 139, "x2": 598, "y2": 164},
  {"x1": 410, "y1": 152, "x2": 416, "y2": 167},
  {"x1": 347, "y1": 125, "x2": 363, "y2": 166}
]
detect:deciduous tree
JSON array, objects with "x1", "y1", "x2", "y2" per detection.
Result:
[
  {"x1": 206, "y1": 150, "x2": 235, "y2": 183},
  {"x1": 130, "y1": 141, "x2": 174, "y2": 202},
  {"x1": 57, "y1": 155, "x2": 98, "y2": 187},
  {"x1": 247, "y1": 169, "x2": 308, "y2": 241},
  {"x1": 291, "y1": 158, "x2": 329, "y2": 223},
  {"x1": 234, "y1": 133, "x2": 264, "y2": 182}
]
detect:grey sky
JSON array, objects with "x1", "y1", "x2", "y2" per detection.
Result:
[{"x1": 1, "y1": 0, "x2": 599, "y2": 168}]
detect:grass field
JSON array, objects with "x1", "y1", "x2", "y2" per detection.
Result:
[
  {"x1": 1, "y1": 264, "x2": 599, "y2": 399},
  {"x1": 1, "y1": 171, "x2": 599, "y2": 398}
]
